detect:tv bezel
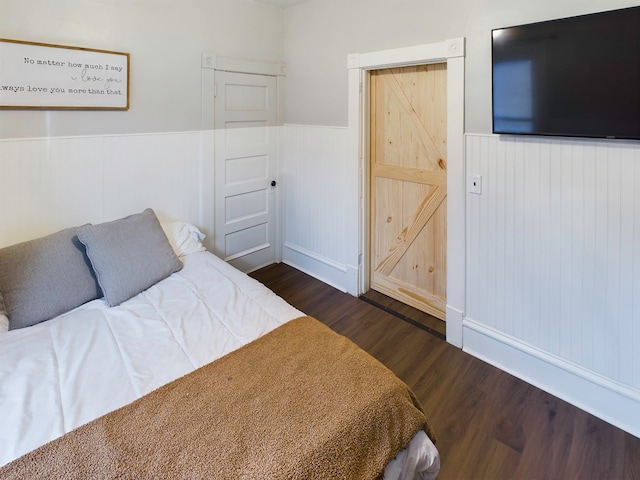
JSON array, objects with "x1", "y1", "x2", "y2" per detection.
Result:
[{"x1": 491, "y1": 6, "x2": 640, "y2": 141}]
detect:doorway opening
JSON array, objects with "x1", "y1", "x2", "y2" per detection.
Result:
[{"x1": 347, "y1": 38, "x2": 465, "y2": 346}]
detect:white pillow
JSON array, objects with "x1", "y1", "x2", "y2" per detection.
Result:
[
  {"x1": 0, "y1": 292, "x2": 8, "y2": 332},
  {"x1": 161, "y1": 222, "x2": 206, "y2": 257}
]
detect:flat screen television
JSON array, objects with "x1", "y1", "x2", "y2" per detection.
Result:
[{"x1": 492, "y1": 6, "x2": 640, "y2": 140}]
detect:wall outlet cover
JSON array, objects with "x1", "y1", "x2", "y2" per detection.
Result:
[{"x1": 469, "y1": 174, "x2": 482, "y2": 194}]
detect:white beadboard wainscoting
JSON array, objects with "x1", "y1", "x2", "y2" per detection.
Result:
[
  {"x1": 3, "y1": 127, "x2": 640, "y2": 437},
  {"x1": 0, "y1": 125, "x2": 358, "y2": 291},
  {"x1": 465, "y1": 133, "x2": 640, "y2": 437},
  {"x1": 0, "y1": 131, "x2": 214, "y2": 249},
  {"x1": 281, "y1": 124, "x2": 359, "y2": 294}
]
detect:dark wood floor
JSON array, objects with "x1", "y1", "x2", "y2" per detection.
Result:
[
  {"x1": 250, "y1": 263, "x2": 640, "y2": 480},
  {"x1": 360, "y1": 288, "x2": 447, "y2": 338}
]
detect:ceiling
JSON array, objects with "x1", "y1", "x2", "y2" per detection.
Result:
[{"x1": 253, "y1": 0, "x2": 313, "y2": 9}]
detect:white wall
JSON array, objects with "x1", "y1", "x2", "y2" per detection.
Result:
[
  {"x1": 280, "y1": 0, "x2": 640, "y2": 437},
  {"x1": 0, "y1": 0, "x2": 284, "y2": 139},
  {"x1": 3, "y1": 0, "x2": 640, "y2": 438},
  {"x1": 0, "y1": 0, "x2": 282, "y2": 249},
  {"x1": 283, "y1": 0, "x2": 639, "y2": 132},
  {"x1": 281, "y1": 124, "x2": 357, "y2": 292},
  {"x1": 0, "y1": 131, "x2": 214, "y2": 249},
  {"x1": 465, "y1": 134, "x2": 640, "y2": 437}
]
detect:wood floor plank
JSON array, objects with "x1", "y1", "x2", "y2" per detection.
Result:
[{"x1": 250, "y1": 263, "x2": 640, "y2": 480}]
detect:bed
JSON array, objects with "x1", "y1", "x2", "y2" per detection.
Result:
[{"x1": 0, "y1": 209, "x2": 440, "y2": 479}]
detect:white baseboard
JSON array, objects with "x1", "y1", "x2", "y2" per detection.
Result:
[
  {"x1": 282, "y1": 242, "x2": 357, "y2": 294},
  {"x1": 463, "y1": 318, "x2": 640, "y2": 439}
]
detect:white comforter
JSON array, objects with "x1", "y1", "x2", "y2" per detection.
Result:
[{"x1": 0, "y1": 251, "x2": 439, "y2": 478}]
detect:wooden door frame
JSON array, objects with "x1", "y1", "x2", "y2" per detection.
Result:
[
  {"x1": 347, "y1": 38, "x2": 465, "y2": 347},
  {"x1": 201, "y1": 54, "x2": 286, "y2": 263}
]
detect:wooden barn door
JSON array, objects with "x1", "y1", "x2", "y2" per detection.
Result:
[{"x1": 369, "y1": 64, "x2": 447, "y2": 320}]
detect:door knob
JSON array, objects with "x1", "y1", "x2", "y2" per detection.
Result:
[{"x1": 270, "y1": 180, "x2": 277, "y2": 187}]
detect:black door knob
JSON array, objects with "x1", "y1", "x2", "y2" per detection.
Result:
[{"x1": 271, "y1": 180, "x2": 277, "y2": 187}]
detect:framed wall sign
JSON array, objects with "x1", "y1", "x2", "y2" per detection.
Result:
[{"x1": 0, "y1": 38, "x2": 130, "y2": 110}]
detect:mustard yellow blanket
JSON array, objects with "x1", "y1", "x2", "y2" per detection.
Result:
[{"x1": 1, "y1": 316, "x2": 434, "y2": 479}]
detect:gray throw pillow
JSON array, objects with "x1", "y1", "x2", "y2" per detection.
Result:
[
  {"x1": 0, "y1": 227, "x2": 102, "y2": 330},
  {"x1": 76, "y1": 209, "x2": 183, "y2": 307}
]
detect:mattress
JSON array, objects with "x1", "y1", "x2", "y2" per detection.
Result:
[{"x1": 0, "y1": 250, "x2": 439, "y2": 478}]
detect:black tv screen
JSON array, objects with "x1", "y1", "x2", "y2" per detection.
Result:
[{"x1": 492, "y1": 6, "x2": 640, "y2": 140}]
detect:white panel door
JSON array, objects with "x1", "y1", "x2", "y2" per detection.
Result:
[{"x1": 214, "y1": 71, "x2": 278, "y2": 272}]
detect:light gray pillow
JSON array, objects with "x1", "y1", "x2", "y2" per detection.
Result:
[
  {"x1": 0, "y1": 227, "x2": 102, "y2": 330},
  {"x1": 76, "y1": 209, "x2": 183, "y2": 307}
]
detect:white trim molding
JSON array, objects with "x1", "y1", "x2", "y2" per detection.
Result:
[
  {"x1": 283, "y1": 241, "x2": 357, "y2": 294},
  {"x1": 348, "y1": 38, "x2": 466, "y2": 347},
  {"x1": 464, "y1": 317, "x2": 640, "y2": 438},
  {"x1": 351, "y1": 37, "x2": 465, "y2": 70},
  {"x1": 201, "y1": 53, "x2": 286, "y2": 76}
]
